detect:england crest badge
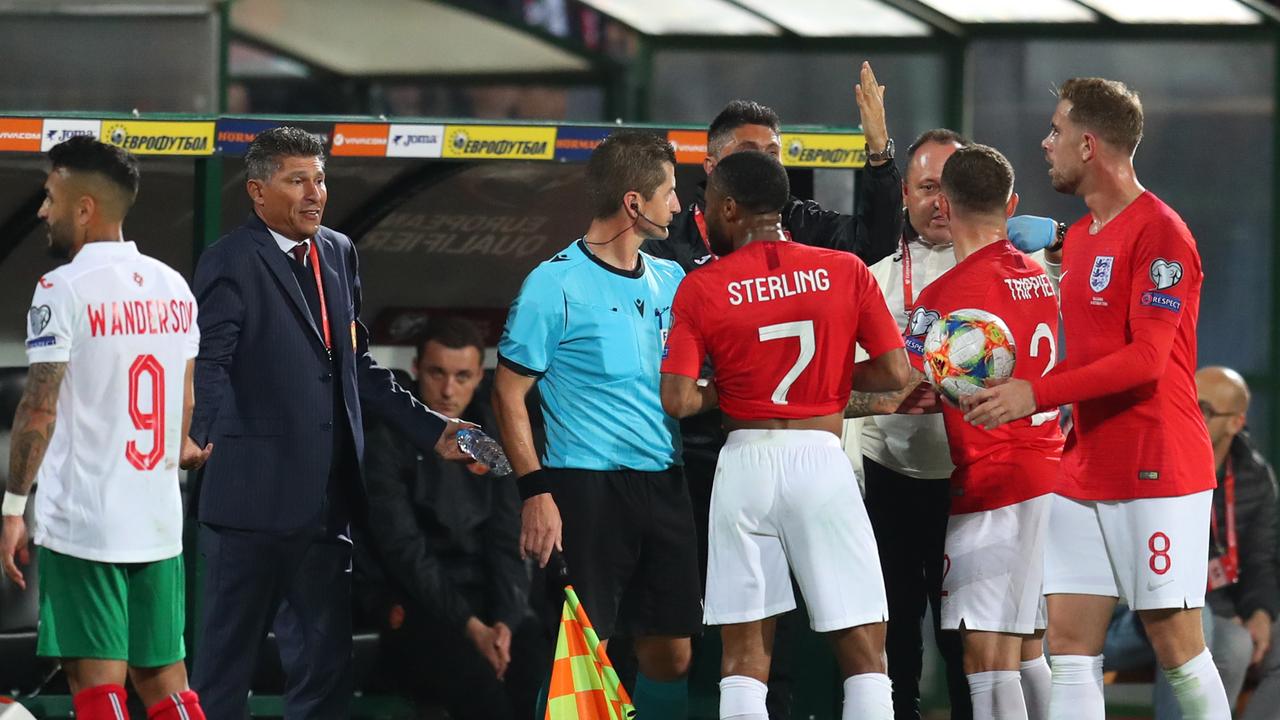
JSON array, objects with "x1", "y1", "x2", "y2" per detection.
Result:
[{"x1": 1090, "y1": 256, "x2": 1114, "y2": 292}]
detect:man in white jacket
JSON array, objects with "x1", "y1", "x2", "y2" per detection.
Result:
[{"x1": 843, "y1": 129, "x2": 1063, "y2": 720}]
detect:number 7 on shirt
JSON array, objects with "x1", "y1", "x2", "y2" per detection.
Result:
[{"x1": 758, "y1": 321, "x2": 815, "y2": 405}]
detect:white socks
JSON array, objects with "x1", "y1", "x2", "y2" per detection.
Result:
[
  {"x1": 1020, "y1": 655, "x2": 1052, "y2": 720},
  {"x1": 721, "y1": 671, "x2": 895, "y2": 720},
  {"x1": 724, "y1": 650, "x2": 1225, "y2": 720},
  {"x1": 842, "y1": 673, "x2": 893, "y2": 720},
  {"x1": 969, "y1": 670, "x2": 1028, "y2": 719},
  {"x1": 1163, "y1": 648, "x2": 1231, "y2": 720},
  {"x1": 1049, "y1": 654, "x2": 1105, "y2": 720},
  {"x1": 719, "y1": 675, "x2": 767, "y2": 720}
]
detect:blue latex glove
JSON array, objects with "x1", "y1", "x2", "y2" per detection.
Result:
[{"x1": 1007, "y1": 215, "x2": 1057, "y2": 253}]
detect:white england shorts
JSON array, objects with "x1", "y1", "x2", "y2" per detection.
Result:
[
  {"x1": 1044, "y1": 491, "x2": 1212, "y2": 610},
  {"x1": 704, "y1": 429, "x2": 887, "y2": 632},
  {"x1": 941, "y1": 495, "x2": 1050, "y2": 635}
]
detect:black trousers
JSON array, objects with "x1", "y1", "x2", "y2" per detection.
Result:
[
  {"x1": 377, "y1": 607, "x2": 548, "y2": 720},
  {"x1": 192, "y1": 523, "x2": 354, "y2": 720},
  {"x1": 863, "y1": 458, "x2": 971, "y2": 720}
]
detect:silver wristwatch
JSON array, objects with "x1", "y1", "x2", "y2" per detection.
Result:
[{"x1": 867, "y1": 138, "x2": 895, "y2": 163}]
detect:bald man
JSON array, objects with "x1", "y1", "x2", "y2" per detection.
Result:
[
  {"x1": 1104, "y1": 367, "x2": 1280, "y2": 718},
  {"x1": 1195, "y1": 368, "x2": 1280, "y2": 720}
]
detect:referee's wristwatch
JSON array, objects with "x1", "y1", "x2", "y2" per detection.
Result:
[
  {"x1": 1047, "y1": 221, "x2": 1068, "y2": 253},
  {"x1": 866, "y1": 138, "x2": 895, "y2": 164}
]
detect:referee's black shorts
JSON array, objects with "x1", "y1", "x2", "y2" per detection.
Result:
[{"x1": 549, "y1": 466, "x2": 702, "y2": 641}]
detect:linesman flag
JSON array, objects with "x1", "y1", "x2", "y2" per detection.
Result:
[{"x1": 546, "y1": 585, "x2": 636, "y2": 719}]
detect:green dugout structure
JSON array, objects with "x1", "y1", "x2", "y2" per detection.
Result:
[{"x1": 0, "y1": 112, "x2": 866, "y2": 719}]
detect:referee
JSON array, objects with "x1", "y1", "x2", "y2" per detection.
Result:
[{"x1": 493, "y1": 131, "x2": 700, "y2": 719}]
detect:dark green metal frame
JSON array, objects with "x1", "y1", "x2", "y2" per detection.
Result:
[
  {"x1": 618, "y1": 10, "x2": 1280, "y2": 460},
  {"x1": 12, "y1": 0, "x2": 1280, "y2": 456}
]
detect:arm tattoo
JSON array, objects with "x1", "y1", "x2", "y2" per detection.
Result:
[
  {"x1": 845, "y1": 367, "x2": 926, "y2": 418},
  {"x1": 844, "y1": 391, "x2": 882, "y2": 418},
  {"x1": 8, "y1": 362, "x2": 67, "y2": 495}
]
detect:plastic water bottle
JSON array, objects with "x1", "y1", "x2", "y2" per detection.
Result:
[{"x1": 456, "y1": 428, "x2": 513, "y2": 476}]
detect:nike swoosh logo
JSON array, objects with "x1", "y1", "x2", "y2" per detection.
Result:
[
  {"x1": 693, "y1": 254, "x2": 713, "y2": 266},
  {"x1": 1147, "y1": 576, "x2": 1174, "y2": 592}
]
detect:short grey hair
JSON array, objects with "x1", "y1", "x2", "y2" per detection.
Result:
[{"x1": 244, "y1": 126, "x2": 326, "y2": 181}]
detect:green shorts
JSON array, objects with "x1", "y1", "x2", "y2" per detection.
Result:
[{"x1": 36, "y1": 546, "x2": 186, "y2": 667}]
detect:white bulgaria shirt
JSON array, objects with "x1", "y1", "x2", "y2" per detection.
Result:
[{"x1": 25, "y1": 241, "x2": 198, "y2": 563}]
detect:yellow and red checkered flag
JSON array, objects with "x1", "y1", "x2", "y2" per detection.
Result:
[{"x1": 546, "y1": 585, "x2": 636, "y2": 720}]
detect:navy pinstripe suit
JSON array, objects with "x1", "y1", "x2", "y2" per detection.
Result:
[{"x1": 189, "y1": 212, "x2": 447, "y2": 719}]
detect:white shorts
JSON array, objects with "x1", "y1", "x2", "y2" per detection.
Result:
[
  {"x1": 704, "y1": 429, "x2": 887, "y2": 632},
  {"x1": 941, "y1": 495, "x2": 1050, "y2": 635},
  {"x1": 1044, "y1": 492, "x2": 1211, "y2": 610}
]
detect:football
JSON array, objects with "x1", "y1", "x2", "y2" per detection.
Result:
[{"x1": 922, "y1": 308, "x2": 1016, "y2": 405}]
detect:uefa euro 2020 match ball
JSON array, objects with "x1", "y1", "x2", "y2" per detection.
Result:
[{"x1": 923, "y1": 308, "x2": 1016, "y2": 405}]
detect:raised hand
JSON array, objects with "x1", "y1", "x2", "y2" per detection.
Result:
[{"x1": 855, "y1": 61, "x2": 889, "y2": 163}]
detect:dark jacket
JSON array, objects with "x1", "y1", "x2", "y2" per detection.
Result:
[
  {"x1": 1207, "y1": 431, "x2": 1280, "y2": 621},
  {"x1": 642, "y1": 161, "x2": 903, "y2": 458},
  {"x1": 190, "y1": 213, "x2": 447, "y2": 532},
  {"x1": 642, "y1": 160, "x2": 903, "y2": 272},
  {"x1": 357, "y1": 395, "x2": 527, "y2": 632}
]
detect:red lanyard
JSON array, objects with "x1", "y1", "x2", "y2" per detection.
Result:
[
  {"x1": 901, "y1": 236, "x2": 914, "y2": 312},
  {"x1": 692, "y1": 205, "x2": 718, "y2": 262},
  {"x1": 1210, "y1": 458, "x2": 1236, "y2": 554},
  {"x1": 306, "y1": 241, "x2": 332, "y2": 353}
]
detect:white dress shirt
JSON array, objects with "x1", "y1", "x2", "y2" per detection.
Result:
[{"x1": 267, "y1": 226, "x2": 310, "y2": 264}]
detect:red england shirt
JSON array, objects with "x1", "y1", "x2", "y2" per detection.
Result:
[
  {"x1": 906, "y1": 240, "x2": 1064, "y2": 514},
  {"x1": 662, "y1": 240, "x2": 902, "y2": 420},
  {"x1": 1034, "y1": 192, "x2": 1214, "y2": 501}
]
